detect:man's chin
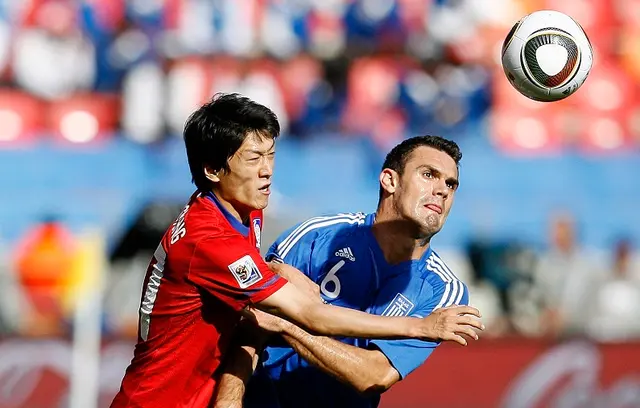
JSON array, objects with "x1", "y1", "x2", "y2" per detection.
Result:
[
  {"x1": 420, "y1": 223, "x2": 442, "y2": 238},
  {"x1": 254, "y1": 199, "x2": 269, "y2": 211}
]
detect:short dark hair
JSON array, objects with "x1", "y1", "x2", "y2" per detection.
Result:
[
  {"x1": 379, "y1": 135, "x2": 462, "y2": 199},
  {"x1": 184, "y1": 93, "x2": 280, "y2": 191}
]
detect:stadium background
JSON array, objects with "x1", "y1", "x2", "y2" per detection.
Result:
[{"x1": 0, "y1": 0, "x2": 639, "y2": 407}]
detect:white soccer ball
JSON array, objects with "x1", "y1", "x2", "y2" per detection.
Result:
[{"x1": 501, "y1": 10, "x2": 593, "y2": 102}]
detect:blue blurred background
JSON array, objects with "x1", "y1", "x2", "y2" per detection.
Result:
[{"x1": 0, "y1": 1, "x2": 640, "y2": 406}]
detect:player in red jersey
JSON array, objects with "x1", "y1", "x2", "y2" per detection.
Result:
[{"x1": 111, "y1": 93, "x2": 480, "y2": 408}]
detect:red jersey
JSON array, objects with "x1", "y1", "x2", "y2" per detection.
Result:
[{"x1": 111, "y1": 192, "x2": 286, "y2": 408}]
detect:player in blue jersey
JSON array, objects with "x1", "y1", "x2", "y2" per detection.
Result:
[{"x1": 212, "y1": 135, "x2": 483, "y2": 408}]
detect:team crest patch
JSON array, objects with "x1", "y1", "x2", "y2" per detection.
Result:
[
  {"x1": 228, "y1": 255, "x2": 263, "y2": 288},
  {"x1": 253, "y1": 218, "x2": 261, "y2": 249},
  {"x1": 382, "y1": 293, "x2": 415, "y2": 317}
]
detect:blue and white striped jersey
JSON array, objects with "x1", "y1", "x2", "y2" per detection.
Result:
[{"x1": 245, "y1": 212, "x2": 469, "y2": 408}]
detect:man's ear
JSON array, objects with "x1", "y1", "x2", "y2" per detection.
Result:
[
  {"x1": 379, "y1": 168, "x2": 399, "y2": 195},
  {"x1": 204, "y1": 166, "x2": 220, "y2": 183}
]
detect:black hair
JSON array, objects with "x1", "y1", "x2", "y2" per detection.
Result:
[
  {"x1": 183, "y1": 93, "x2": 280, "y2": 191},
  {"x1": 379, "y1": 135, "x2": 462, "y2": 200}
]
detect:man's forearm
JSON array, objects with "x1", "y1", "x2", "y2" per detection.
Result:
[
  {"x1": 259, "y1": 284, "x2": 482, "y2": 345},
  {"x1": 258, "y1": 283, "x2": 421, "y2": 339},
  {"x1": 212, "y1": 345, "x2": 258, "y2": 408},
  {"x1": 211, "y1": 323, "x2": 268, "y2": 408},
  {"x1": 279, "y1": 322, "x2": 399, "y2": 394}
]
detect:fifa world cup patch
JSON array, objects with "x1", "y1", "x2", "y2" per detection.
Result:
[{"x1": 228, "y1": 255, "x2": 263, "y2": 288}]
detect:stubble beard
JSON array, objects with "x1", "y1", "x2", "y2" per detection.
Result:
[{"x1": 418, "y1": 213, "x2": 441, "y2": 247}]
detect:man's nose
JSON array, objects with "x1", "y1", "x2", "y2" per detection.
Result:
[
  {"x1": 259, "y1": 158, "x2": 273, "y2": 178},
  {"x1": 433, "y1": 180, "x2": 448, "y2": 198}
]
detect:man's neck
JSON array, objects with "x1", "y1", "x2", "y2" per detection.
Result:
[
  {"x1": 210, "y1": 190, "x2": 250, "y2": 224},
  {"x1": 371, "y1": 210, "x2": 431, "y2": 265}
]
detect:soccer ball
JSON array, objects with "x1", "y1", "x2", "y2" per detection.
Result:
[{"x1": 501, "y1": 10, "x2": 593, "y2": 102}]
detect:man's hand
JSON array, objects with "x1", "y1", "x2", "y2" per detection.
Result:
[
  {"x1": 418, "y1": 305, "x2": 484, "y2": 346},
  {"x1": 241, "y1": 306, "x2": 289, "y2": 334},
  {"x1": 268, "y1": 261, "x2": 323, "y2": 303}
]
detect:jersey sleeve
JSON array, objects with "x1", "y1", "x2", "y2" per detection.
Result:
[
  {"x1": 187, "y1": 234, "x2": 287, "y2": 311},
  {"x1": 265, "y1": 214, "x2": 366, "y2": 282},
  {"x1": 264, "y1": 220, "x2": 318, "y2": 277},
  {"x1": 369, "y1": 281, "x2": 470, "y2": 379}
]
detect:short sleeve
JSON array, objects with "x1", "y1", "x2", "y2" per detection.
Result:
[
  {"x1": 265, "y1": 221, "x2": 318, "y2": 277},
  {"x1": 370, "y1": 281, "x2": 470, "y2": 379},
  {"x1": 187, "y1": 234, "x2": 287, "y2": 311},
  {"x1": 265, "y1": 214, "x2": 366, "y2": 284}
]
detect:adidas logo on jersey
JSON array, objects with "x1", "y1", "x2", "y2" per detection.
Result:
[{"x1": 335, "y1": 247, "x2": 355, "y2": 261}]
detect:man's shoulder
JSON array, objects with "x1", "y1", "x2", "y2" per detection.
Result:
[
  {"x1": 291, "y1": 212, "x2": 368, "y2": 238},
  {"x1": 184, "y1": 193, "x2": 225, "y2": 228},
  {"x1": 423, "y1": 250, "x2": 460, "y2": 281},
  {"x1": 420, "y1": 250, "x2": 469, "y2": 307},
  {"x1": 271, "y1": 212, "x2": 368, "y2": 258},
  {"x1": 164, "y1": 194, "x2": 244, "y2": 254}
]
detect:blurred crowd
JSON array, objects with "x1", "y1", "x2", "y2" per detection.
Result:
[
  {"x1": 0, "y1": 0, "x2": 639, "y2": 343},
  {"x1": 0, "y1": 0, "x2": 640, "y2": 151},
  {"x1": 0, "y1": 0, "x2": 639, "y2": 151},
  {"x1": 465, "y1": 212, "x2": 640, "y2": 341},
  {"x1": 0, "y1": 0, "x2": 502, "y2": 150}
]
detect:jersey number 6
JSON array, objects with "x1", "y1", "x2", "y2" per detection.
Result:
[{"x1": 320, "y1": 260, "x2": 345, "y2": 299}]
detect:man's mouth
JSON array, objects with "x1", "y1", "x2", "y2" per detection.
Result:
[{"x1": 425, "y1": 204, "x2": 442, "y2": 214}]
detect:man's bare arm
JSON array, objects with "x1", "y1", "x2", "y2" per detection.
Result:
[
  {"x1": 258, "y1": 264, "x2": 401, "y2": 392},
  {"x1": 211, "y1": 321, "x2": 267, "y2": 408},
  {"x1": 213, "y1": 263, "x2": 324, "y2": 408},
  {"x1": 212, "y1": 310, "x2": 399, "y2": 408},
  {"x1": 276, "y1": 314, "x2": 401, "y2": 394},
  {"x1": 257, "y1": 281, "x2": 482, "y2": 342}
]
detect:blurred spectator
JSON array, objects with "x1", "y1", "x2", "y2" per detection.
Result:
[
  {"x1": 12, "y1": 215, "x2": 77, "y2": 336},
  {"x1": 0, "y1": 240, "x2": 27, "y2": 334},
  {"x1": 466, "y1": 278, "x2": 507, "y2": 337},
  {"x1": 459, "y1": 242, "x2": 511, "y2": 337},
  {"x1": 466, "y1": 238, "x2": 536, "y2": 337},
  {"x1": 532, "y1": 213, "x2": 601, "y2": 339},
  {"x1": 342, "y1": 55, "x2": 407, "y2": 149},
  {"x1": 11, "y1": 0, "x2": 95, "y2": 100},
  {"x1": 104, "y1": 202, "x2": 183, "y2": 337},
  {"x1": 0, "y1": 11, "x2": 9, "y2": 80},
  {"x1": 121, "y1": 60, "x2": 165, "y2": 143},
  {"x1": 586, "y1": 238, "x2": 640, "y2": 341},
  {"x1": 164, "y1": 57, "x2": 289, "y2": 136}
]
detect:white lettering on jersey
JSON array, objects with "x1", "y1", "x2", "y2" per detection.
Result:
[
  {"x1": 228, "y1": 255, "x2": 263, "y2": 288},
  {"x1": 382, "y1": 293, "x2": 415, "y2": 317},
  {"x1": 170, "y1": 205, "x2": 190, "y2": 245},
  {"x1": 139, "y1": 244, "x2": 167, "y2": 341}
]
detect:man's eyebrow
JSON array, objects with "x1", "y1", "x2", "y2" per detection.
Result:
[
  {"x1": 244, "y1": 148, "x2": 275, "y2": 156},
  {"x1": 418, "y1": 164, "x2": 459, "y2": 185},
  {"x1": 417, "y1": 164, "x2": 441, "y2": 174},
  {"x1": 447, "y1": 176, "x2": 460, "y2": 187}
]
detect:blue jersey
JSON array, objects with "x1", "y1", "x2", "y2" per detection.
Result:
[{"x1": 244, "y1": 213, "x2": 469, "y2": 408}]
